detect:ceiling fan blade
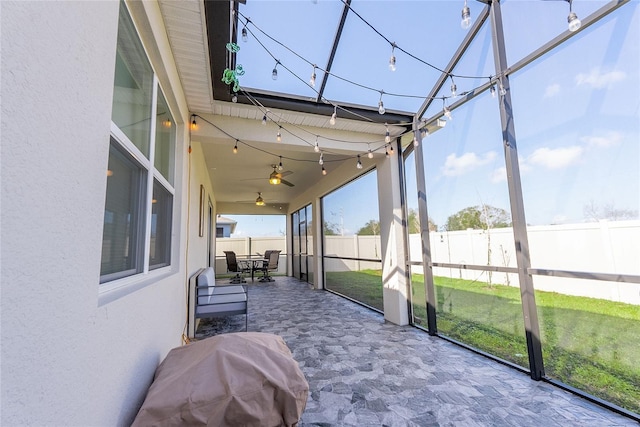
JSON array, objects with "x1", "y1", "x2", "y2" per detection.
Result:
[
  {"x1": 237, "y1": 177, "x2": 264, "y2": 182},
  {"x1": 281, "y1": 179, "x2": 295, "y2": 187},
  {"x1": 280, "y1": 170, "x2": 293, "y2": 177}
]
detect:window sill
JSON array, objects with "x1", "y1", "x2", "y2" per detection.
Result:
[{"x1": 98, "y1": 266, "x2": 176, "y2": 306}]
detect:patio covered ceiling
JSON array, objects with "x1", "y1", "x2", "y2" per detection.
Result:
[{"x1": 157, "y1": 0, "x2": 491, "y2": 212}]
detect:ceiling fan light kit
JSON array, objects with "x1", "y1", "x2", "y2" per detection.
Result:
[
  {"x1": 268, "y1": 165, "x2": 294, "y2": 187},
  {"x1": 269, "y1": 169, "x2": 281, "y2": 185}
]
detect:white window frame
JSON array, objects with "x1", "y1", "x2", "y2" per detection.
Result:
[{"x1": 99, "y1": 1, "x2": 177, "y2": 303}]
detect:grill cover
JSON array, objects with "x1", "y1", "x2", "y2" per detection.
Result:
[{"x1": 132, "y1": 332, "x2": 309, "y2": 426}]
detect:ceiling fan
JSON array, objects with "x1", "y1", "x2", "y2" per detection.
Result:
[
  {"x1": 234, "y1": 192, "x2": 278, "y2": 206},
  {"x1": 269, "y1": 165, "x2": 294, "y2": 187}
]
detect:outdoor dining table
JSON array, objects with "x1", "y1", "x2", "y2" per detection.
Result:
[{"x1": 238, "y1": 256, "x2": 267, "y2": 281}]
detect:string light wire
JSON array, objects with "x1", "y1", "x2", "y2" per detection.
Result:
[{"x1": 236, "y1": 9, "x2": 499, "y2": 109}]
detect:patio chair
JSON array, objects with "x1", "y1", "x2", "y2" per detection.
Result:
[
  {"x1": 258, "y1": 250, "x2": 281, "y2": 282},
  {"x1": 224, "y1": 251, "x2": 250, "y2": 284}
]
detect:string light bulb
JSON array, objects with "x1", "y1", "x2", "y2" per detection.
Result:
[
  {"x1": 319, "y1": 152, "x2": 324, "y2": 165},
  {"x1": 567, "y1": 1, "x2": 581, "y2": 32},
  {"x1": 314, "y1": 138, "x2": 320, "y2": 153},
  {"x1": 231, "y1": 94, "x2": 238, "y2": 103},
  {"x1": 489, "y1": 77, "x2": 496, "y2": 98},
  {"x1": 450, "y1": 76, "x2": 457, "y2": 97},
  {"x1": 389, "y1": 43, "x2": 396, "y2": 71},
  {"x1": 278, "y1": 156, "x2": 283, "y2": 171},
  {"x1": 461, "y1": 0, "x2": 472, "y2": 29},
  {"x1": 276, "y1": 127, "x2": 282, "y2": 142},
  {"x1": 272, "y1": 61, "x2": 279, "y2": 80},
  {"x1": 442, "y1": 105, "x2": 453, "y2": 120},
  {"x1": 499, "y1": 80, "x2": 507, "y2": 96},
  {"x1": 321, "y1": 165, "x2": 327, "y2": 176},
  {"x1": 385, "y1": 123, "x2": 391, "y2": 143},
  {"x1": 389, "y1": 144, "x2": 395, "y2": 155},
  {"x1": 567, "y1": 11, "x2": 581, "y2": 32},
  {"x1": 233, "y1": 140, "x2": 238, "y2": 154},
  {"x1": 310, "y1": 65, "x2": 317, "y2": 87},
  {"x1": 190, "y1": 115, "x2": 198, "y2": 131},
  {"x1": 378, "y1": 92, "x2": 385, "y2": 115},
  {"x1": 163, "y1": 118, "x2": 171, "y2": 128},
  {"x1": 241, "y1": 27, "x2": 248, "y2": 42},
  {"x1": 330, "y1": 106, "x2": 337, "y2": 126},
  {"x1": 356, "y1": 155, "x2": 363, "y2": 170},
  {"x1": 367, "y1": 143, "x2": 373, "y2": 159},
  {"x1": 262, "y1": 114, "x2": 267, "y2": 125},
  {"x1": 385, "y1": 146, "x2": 390, "y2": 158}
]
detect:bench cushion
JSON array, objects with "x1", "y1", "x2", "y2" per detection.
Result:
[
  {"x1": 197, "y1": 267, "x2": 215, "y2": 288},
  {"x1": 211, "y1": 285, "x2": 246, "y2": 295}
]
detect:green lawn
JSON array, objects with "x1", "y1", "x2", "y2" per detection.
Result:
[
  {"x1": 326, "y1": 270, "x2": 385, "y2": 311},
  {"x1": 325, "y1": 270, "x2": 640, "y2": 414}
]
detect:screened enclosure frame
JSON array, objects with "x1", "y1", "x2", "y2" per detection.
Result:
[
  {"x1": 208, "y1": 0, "x2": 637, "y2": 419},
  {"x1": 406, "y1": 0, "x2": 638, "y2": 421}
]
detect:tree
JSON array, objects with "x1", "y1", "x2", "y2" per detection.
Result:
[
  {"x1": 446, "y1": 205, "x2": 511, "y2": 231},
  {"x1": 323, "y1": 221, "x2": 340, "y2": 236},
  {"x1": 407, "y1": 208, "x2": 437, "y2": 234},
  {"x1": 356, "y1": 219, "x2": 380, "y2": 236},
  {"x1": 445, "y1": 204, "x2": 510, "y2": 288},
  {"x1": 356, "y1": 210, "x2": 437, "y2": 236},
  {"x1": 583, "y1": 200, "x2": 639, "y2": 222}
]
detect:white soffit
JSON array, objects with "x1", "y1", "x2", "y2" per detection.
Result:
[{"x1": 158, "y1": 0, "x2": 214, "y2": 114}]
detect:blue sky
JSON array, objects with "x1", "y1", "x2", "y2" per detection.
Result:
[
  {"x1": 227, "y1": 214, "x2": 287, "y2": 238},
  {"x1": 229, "y1": 1, "x2": 639, "y2": 235}
]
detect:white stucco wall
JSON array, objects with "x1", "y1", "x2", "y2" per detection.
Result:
[
  {"x1": 0, "y1": 2, "x2": 202, "y2": 425},
  {"x1": 188, "y1": 141, "x2": 217, "y2": 275}
]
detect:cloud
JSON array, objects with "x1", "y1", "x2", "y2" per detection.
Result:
[
  {"x1": 490, "y1": 167, "x2": 506, "y2": 183},
  {"x1": 442, "y1": 151, "x2": 497, "y2": 176},
  {"x1": 528, "y1": 146, "x2": 583, "y2": 169},
  {"x1": 544, "y1": 83, "x2": 561, "y2": 98},
  {"x1": 490, "y1": 156, "x2": 531, "y2": 183},
  {"x1": 519, "y1": 157, "x2": 532, "y2": 174},
  {"x1": 575, "y1": 69, "x2": 626, "y2": 89},
  {"x1": 580, "y1": 131, "x2": 623, "y2": 148}
]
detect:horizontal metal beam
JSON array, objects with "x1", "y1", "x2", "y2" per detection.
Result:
[
  {"x1": 416, "y1": 4, "x2": 491, "y2": 119},
  {"x1": 410, "y1": 261, "x2": 640, "y2": 284},
  {"x1": 235, "y1": 90, "x2": 413, "y2": 125},
  {"x1": 527, "y1": 268, "x2": 640, "y2": 284},
  {"x1": 504, "y1": 0, "x2": 630, "y2": 79},
  {"x1": 323, "y1": 255, "x2": 382, "y2": 263},
  {"x1": 431, "y1": 262, "x2": 519, "y2": 274}
]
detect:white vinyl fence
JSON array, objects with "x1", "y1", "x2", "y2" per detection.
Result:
[
  {"x1": 216, "y1": 237, "x2": 287, "y2": 276},
  {"x1": 216, "y1": 220, "x2": 640, "y2": 304}
]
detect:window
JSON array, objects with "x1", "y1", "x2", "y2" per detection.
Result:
[
  {"x1": 101, "y1": 1, "x2": 175, "y2": 285},
  {"x1": 149, "y1": 179, "x2": 172, "y2": 270},
  {"x1": 101, "y1": 140, "x2": 147, "y2": 282}
]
